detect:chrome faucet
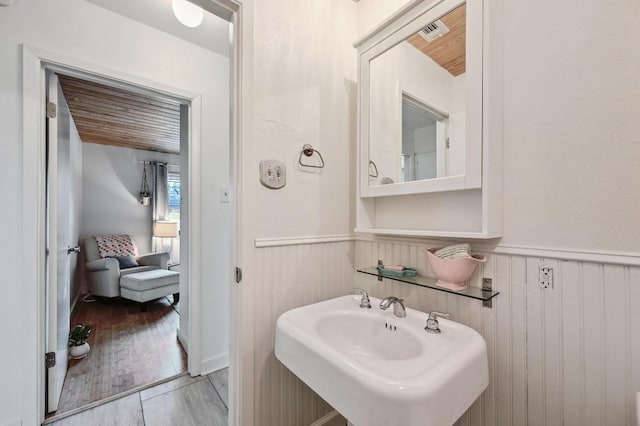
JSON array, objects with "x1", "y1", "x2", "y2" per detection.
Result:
[
  {"x1": 424, "y1": 311, "x2": 451, "y2": 334},
  {"x1": 354, "y1": 287, "x2": 371, "y2": 309},
  {"x1": 379, "y1": 296, "x2": 406, "y2": 318}
]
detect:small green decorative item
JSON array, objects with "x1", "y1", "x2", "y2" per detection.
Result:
[
  {"x1": 377, "y1": 265, "x2": 418, "y2": 278},
  {"x1": 68, "y1": 324, "x2": 92, "y2": 359}
]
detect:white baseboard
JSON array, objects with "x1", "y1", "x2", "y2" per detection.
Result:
[
  {"x1": 201, "y1": 352, "x2": 229, "y2": 376},
  {"x1": 177, "y1": 327, "x2": 189, "y2": 353},
  {"x1": 70, "y1": 293, "x2": 81, "y2": 316},
  {"x1": 310, "y1": 411, "x2": 347, "y2": 426}
]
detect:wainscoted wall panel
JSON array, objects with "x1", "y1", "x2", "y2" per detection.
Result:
[
  {"x1": 354, "y1": 239, "x2": 640, "y2": 426},
  {"x1": 253, "y1": 241, "x2": 354, "y2": 426}
]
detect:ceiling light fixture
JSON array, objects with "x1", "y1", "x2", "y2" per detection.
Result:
[{"x1": 172, "y1": 0, "x2": 204, "y2": 28}]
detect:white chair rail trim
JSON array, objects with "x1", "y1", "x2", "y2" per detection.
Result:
[
  {"x1": 254, "y1": 234, "x2": 354, "y2": 248},
  {"x1": 255, "y1": 233, "x2": 640, "y2": 266}
]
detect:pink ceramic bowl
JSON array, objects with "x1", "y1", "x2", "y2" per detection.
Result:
[{"x1": 424, "y1": 248, "x2": 486, "y2": 291}]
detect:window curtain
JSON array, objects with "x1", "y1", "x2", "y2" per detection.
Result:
[{"x1": 152, "y1": 161, "x2": 169, "y2": 253}]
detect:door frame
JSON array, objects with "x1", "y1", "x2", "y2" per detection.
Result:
[
  {"x1": 21, "y1": 1, "x2": 245, "y2": 424},
  {"x1": 27, "y1": 46, "x2": 203, "y2": 419}
]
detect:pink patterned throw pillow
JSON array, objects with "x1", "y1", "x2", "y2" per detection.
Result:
[{"x1": 94, "y1": 235, "x2": 139, "y2": 259}]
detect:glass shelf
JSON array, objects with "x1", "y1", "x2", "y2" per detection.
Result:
[{"x1": 357, "y1": 266, "x2": 500, "y2": 303}]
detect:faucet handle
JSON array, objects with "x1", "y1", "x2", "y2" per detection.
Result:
[
  {"x1": 354, "y1": 286, "x2": 368, "y2": 297},
  {"x1": 425, "y1": 311, "x2": 451, "y2": 334},
  {"x1": 428, "y1": 311, "x2": 451, "y2": 321},
  {"x1": 354, "y1": 287, "x2": 371, "y2": 309}
]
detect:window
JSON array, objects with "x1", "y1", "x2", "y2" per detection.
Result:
[{"x1": 167, "y1": 171, "x2": 180, "y2": 223}]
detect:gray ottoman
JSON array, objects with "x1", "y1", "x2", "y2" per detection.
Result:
[{"x1": 120, "y1": 269, "x2": 180, "y2": 310}]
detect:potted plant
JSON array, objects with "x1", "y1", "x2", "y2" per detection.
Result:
[
  {"x1": 139, "y1": 164, "x2": 152, "y2": 206},
  {"x1": 68, "y1": 324, "x2": 92, "y2": 359}
]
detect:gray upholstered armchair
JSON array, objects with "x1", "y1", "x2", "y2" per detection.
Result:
[{"x1": 84, "y1": 235, "x2": 169, "y2": 298}]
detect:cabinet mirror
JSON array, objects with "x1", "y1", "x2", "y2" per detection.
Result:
[{"x1": 357, "y1": 0, "x2": 483, "y2": 198}]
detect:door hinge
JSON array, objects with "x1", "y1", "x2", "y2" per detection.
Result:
[
  {"x1": 235, "y1": 267, "x2": 242, "y2": 284},
  {"x1": 46, "y1": 102, "x2": 56, "y2": 118},
  {"x1": 45, "y1": 351, "x2": 56, "y2": 368},
  {"x1": 446, "y1": 138, "x2": 450, "y2": 149}
]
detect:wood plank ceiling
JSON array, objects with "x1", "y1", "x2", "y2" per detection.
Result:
[
  {"x1": 58, "y1": 75, "x2": 181, "y2": 154},
  {"x1": 407, "y1": 3, "x2": 466, "y2": 76}
]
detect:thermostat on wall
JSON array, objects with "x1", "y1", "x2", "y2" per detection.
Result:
[{"x1": 260, "y1": 159, "x2": 286, "y2": 189}]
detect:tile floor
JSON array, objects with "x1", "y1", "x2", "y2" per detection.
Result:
[{"x1": 51, "y1": 369, "x2": 229, "y2": 426}]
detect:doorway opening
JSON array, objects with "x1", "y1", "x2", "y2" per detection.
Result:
[
  {"x1": 44, "y1": 70, "x2": 193, "y2": 416},
  {"x1": 24, "y1": 2, "x2": 242, "y2": 425}
]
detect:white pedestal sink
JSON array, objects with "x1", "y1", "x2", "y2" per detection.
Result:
[{"x1": 275, "y1": 295, "x2": 488, "y2": 426}]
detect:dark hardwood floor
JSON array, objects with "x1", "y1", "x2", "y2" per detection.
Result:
[{"x1": 54, "y1": 295, "x2": 186, "y2": 415}]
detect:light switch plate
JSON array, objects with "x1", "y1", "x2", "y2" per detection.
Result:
[{"x1": 260, "y1": 159, "x2": 286, "y2": 189}]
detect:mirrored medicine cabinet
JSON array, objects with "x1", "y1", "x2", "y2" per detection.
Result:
[{"x1": 354, "y1": 0, "x2": 503, "y2": 238}]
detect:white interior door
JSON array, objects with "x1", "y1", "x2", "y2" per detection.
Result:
[
  {"x1": 46, "y1": 72, "x2": 78, "y2": 413},
  {"x1": 414, "y1": 151, "x2": 437, "y2": 180}
]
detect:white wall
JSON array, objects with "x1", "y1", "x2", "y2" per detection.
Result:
[
  {"x1": 410, "y1": 122, "x2": 437, "y2": 154},
  {"x1": 78, "y1": 143, "x2": 180, "y2": 295},
  {"x1": 501, "y1": 0, "x2": 640, "y2": 252},
  {"x1": 251, "y1": 241, "x2": 355, "y2": 426},
  {"x1": 354, "y1": 0, "x2": 640, "y2": 424},
  {"x1": 238, "y1": 0, "x2": 358, "y2": 423},
  {"x1": 359, "y1": 0, "x2": 640, "y2": 252},
  {"x1": 246, "y1": 1, "x2": 356, "y2": 240},
  {"x1": 0, "y1": 1, "x2": 230, "y2": 424},
  {"x1": 357, "y1": 0, "x2": 413, "y2": 39},
  {"x1": 80, "y1": 143, "x2": 180, "y2": 255}
]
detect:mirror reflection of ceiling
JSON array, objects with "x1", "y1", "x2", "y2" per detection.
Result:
[
  {"x1": 86, "y1": 0, "x2": 230, "y2": 58},
  {"x1": 406, "y1": 4, "x2": 466, "y2": 76}
]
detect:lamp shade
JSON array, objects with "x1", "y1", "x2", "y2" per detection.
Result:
[{"x1": 153, "y1": 221, "x2": 178, "y2": 238}]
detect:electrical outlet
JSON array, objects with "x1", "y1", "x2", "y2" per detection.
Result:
[
  {"x1": 260, "y1": 159, "x2": 286, "y2": 189},
  {"x1": 539, "y1": 267, "x2": 553, "y2": 289}
]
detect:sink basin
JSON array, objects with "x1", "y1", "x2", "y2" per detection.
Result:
[{"x1": 275, "y1": 295, "x2": 488, "y2": 426}]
